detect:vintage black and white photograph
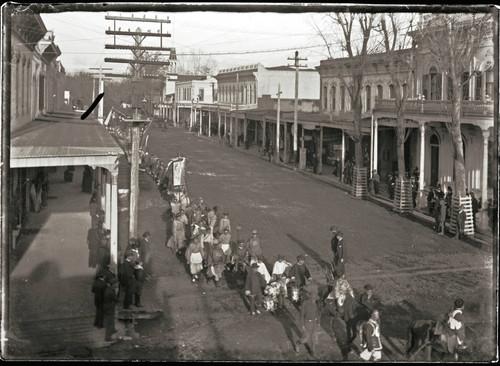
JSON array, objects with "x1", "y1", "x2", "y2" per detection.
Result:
[{"x1": 0, "y1": 2, "x2": 498, "y2": 362}]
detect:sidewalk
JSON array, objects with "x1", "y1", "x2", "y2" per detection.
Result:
[
  {"x1": 196, "y1": 131, "x2": 493, "y2": 250},
  {"x1": 7, "y1": 166, "x2": 161, "y2": 359}
]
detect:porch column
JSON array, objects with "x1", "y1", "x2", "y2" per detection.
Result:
[
  {"x1": 208, "y1": 110, "x2": 212, "y2": 137},
  {"x1": 199, "y1": 108, "x2": 202, "y2": 135},
  {"x1": 284, "y1": 122, "x2": 288, "y2": 163},
  {"x1": 370, "y1": 114, "x2": 374, "y2": 178},
  {"x1": 418, "y1": 121, "x2": 426, "y2": 191},
  {"x1": 105, "y1": 172, "x2": 111, "y2": 230},
  {"x1": 341, "y1": 129, "x2": 345, "y2": 181},
  {"x1": 110, "y1": 172, "x2": 119, "y2": 275},
  {"x1": 318, "y1": 125, "x2": 323, "y2": 174},
  {"x1": 373, "y1": 118, "x2": 379, "y2": 173},
  {"x1": 254, "y1": 120, "x2": 258, "y2": 144},
  {"x1": 262, "y1": 117, "x2": 267, "y2": 151},
  {"x1": 230, "y1": 116, "x2": 234, "y2": 145},
  {"x1": 481, "y1": 127, "x2": 490, "y2": 209},
  {"x1": 217, "y1": 109, "x2": 221, "y2": 142},
  {"x1": 190, "y1": 105, "x2": 193, "y2": 129},
  {"x1": 224, "y1": 113, "x2": 227, "y2": 140}
]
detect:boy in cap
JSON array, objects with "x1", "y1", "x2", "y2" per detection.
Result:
[
  {"x1": 218, "y1": 227, "x2": 232, "y2": 268},
  {"x1": 245, "y1": 262, "x2": 267, "y2": 315},
  {"x1": 359, "y1": 284, "x2": 375, "y2": 321},
  {"x1": 233, "y1": 239, "x2": 249, "y2": 273},
  {"x1": 219, "y1": 212, "x2": 231, "y2": 235},
  {"x1": 294, "y1": 286, "x2": 320, "y2": 357},
  {"x1": 120, "y1": 250, "x2": 137, "y2": 309},
  {"x1": 185, "y1": 236, "x2": 205, "y2": 282},
  {"x1": 246, "y1": 229, "x2": 263, "y2": 261},
  {"x1": 272, "y1": 255, "x2": 291, "y2": 309}
]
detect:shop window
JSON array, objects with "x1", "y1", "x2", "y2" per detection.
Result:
[
  {"x1": 340, "y1": 85, "x2": 345, "y2": 111},
  {"x1": 199, "y1": 88, "x2": 204, "y2": 102},
  {"x1": 475, "y1": 72, "x2": 482, "y2": 101},
  {"x1": 377, "y1": 85, "x2": 383, "y2": 100},
  {"x1": 331, "y1": 85, "x2": 336, "y2": 110},
  {"x1": 365, "y1": 85, "x2": 371, "y2": 111},
  {"x1": 461, "y1": 72, "x2": 470, "y2": 100},
  {"x1": 389, "y1": 84, "x2": 395, "y2": 99},
  {"x1": 430, "y1": 67, "x2": 442, "y2": 100}
]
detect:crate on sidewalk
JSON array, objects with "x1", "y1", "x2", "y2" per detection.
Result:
[
  {"x1": 449, "y1": 195, "x2": 474, "y2": 236},
  {"x1": 351, "y1": 167, "x2": 368, "y2": 199},
  {"x1": 393, "y1": 177, "x2": 413, "y2": 214}
]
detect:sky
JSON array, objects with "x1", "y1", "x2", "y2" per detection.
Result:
[{"x1": 39, "y1": 7, "x2": 336, "y2": 75}]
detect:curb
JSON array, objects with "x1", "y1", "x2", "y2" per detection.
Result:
[{"x1": 191, "y1": 130, "x2": 493, "y2": 250}]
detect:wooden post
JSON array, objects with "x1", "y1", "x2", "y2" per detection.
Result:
[
  {"x1": 129, "y1": 123, "x2": 140, "y2": 239},
  {"x1": 318, "y1": 125, "x2": 323, "y2": 174},
  {"x1": 276, "y1": 83, "x2": 282, "y2": 164}
]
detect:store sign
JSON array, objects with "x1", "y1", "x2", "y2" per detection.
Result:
[{"x1": 172, "y1": 158, "x2": 186, "y2": 186}]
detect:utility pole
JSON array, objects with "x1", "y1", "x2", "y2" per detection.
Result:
[
  {"x1": 287, "y1": 50, "x2": 307, "y2": 168},
  {"x1": 89, "y1": 66, "x2": 113, "y2": 123},
  {"x1": 234, "y1": 72, "x2": 239, "y2": 147},
  {"x1": 275, "y1": 83, "x2": 282, "y2": 164}
]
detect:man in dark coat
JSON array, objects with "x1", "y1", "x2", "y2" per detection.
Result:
[
  {"x1": 456, "y1": 205, "x2": 467, "y2": 239},
  {"x1": 359, "y1": 284, "x2": 375, "y2": 322},
  {"x1": 120, "y1": 250, "x2": 137, "y2": 309},
  {"x1": 245, "y1": 262, "x2": 266, "y2": 315},
  {"x1": 103, "y1": 277, "x2": 120, "y2": 341},
  {"x1": 290, "y1": 255, "x2": 312, "y2": 289},
  {"x1": 87, "y1": 222, "x2": 102, "y2": 268},
  {"x1": 470, "y1": 192, "x2": 479, "y2": 230},
  {"x1": 133, "y1": 261, "x2": 145, "y2": 307},
  {"x1": 91, "y1": 271, "x2": 107, "y2": 328},
  {"x1": 294, "y1": 287, "x2": 319, "y2": 357}
]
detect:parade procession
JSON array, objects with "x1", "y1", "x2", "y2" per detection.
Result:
[{"x1": 1, "y1": 3, "x2": 497, "y2": 363}]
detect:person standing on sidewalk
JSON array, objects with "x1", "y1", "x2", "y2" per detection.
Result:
[
  {"x1": 294, "y1": 288, "x2": 319, "y2": 357},
  {"x1": 103, "y1": 277, "x2": 120, "y2": 342},
  {"x1": 434, "y1": 198, "x2": 443, "y2": 234},
  {"x1": 456, "y1": 205, "x2": 467, "y2": 239},
  {"x1": 91, "y1": 271, "x2": 107, "y2": 328},
  {"x1": 87, "y1": 222, "x2": 102, "y2": 268},
  {"x1": 245, "y1": 262, "x2": 266, "y2": 315},
  {"x1": 120, "y1": 250, "x2": 137, "y2": 309},
  {"x1": 439, "y1": 198, "x2": 447, "y2": 235},
  {"x1": 133, "y1": 260, "x2": 145, "y2": 308}
]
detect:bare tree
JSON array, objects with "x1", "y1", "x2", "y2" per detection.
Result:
[
  {"x1": 415, "y1": 12, "x2": 492, "y2": 195},
  {"x1": 176, "y1": 51, "x2": 218, "y2": 76},
  {"x1": 376, "y1": 13, "x2": 419, "y2": 179},
  {"x1": 333, "y1": 12, "x2": 378, "y2": 168}
]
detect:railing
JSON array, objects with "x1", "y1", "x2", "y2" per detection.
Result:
[{"x1": 374, "y1": 99, "x2": 493, "y2": 118}]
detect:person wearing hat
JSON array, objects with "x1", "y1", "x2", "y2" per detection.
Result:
[
  {"x1": 198, "y1": 197, "x2": 208, "y2": 213},
  {"x1": 272, "y1": 255, "x2": 291, "y2": 309},
  {"x1": 170, "y1": 196, "x2": 181, "y2": 216},
  {"x1": 456, "y1": 205, "x2": 467, "y2": 239},
  {"x1": 290, "y1": 255, "x2": 312, "y2": 289},
  {"x1": 233, "y1": 239, "x2": 249, "y2": 273},
  {"x1": 206, "y1": 239, "x2": 225, "y2": 287},
  {"x1": 207, "y1": 206, "x2": 218, "y2": 235},
  {"x1": 245, "y1": 262, "x2": 267, "y2": 315},
  {"x1": 294, "y1": 286, "x2": 320, "y2": 357},
  {"x1": 173, "y1": 213, "x2": 186, "y2": 255},
  {"x1": 91, "y1": 270, "x2": 108, "y2": 328},
  {"x1": 332, "y1": 231, "x2": 346, "y2": 275},
  {"x1": 445, "y1": 299, "x2": 467, "y2": 353},
  {"x1": 185, "y1": 234, "x2": 205, "y2": 283},
  {"x1": 103, "y1": 277, "x2": 120, "y2": 342},
  {"x1": 218, "y1": 227, "x2": 232, "y2": 268},
  {"x1": 120, "y1": 250, "x2": 137, "y2": 309},
  {"x1": 329, "y1": 225, "x2": 338, "y2": 267},
  {"x1": 133, "y1": 259, "x2": 146, "y2": 307},
  {"x1": 246, "y1": 229, "x2": 263, "y2": 262},
  {"x1": 360, "y1": 309, "x2": 383, "y2": 361},
  {"x1": 219, "y1": 212, "x2": 232, "y2": 235},
  {"x1": 359, "y1": 284, "x2": 375, "y2": 321},
  {"x1": 251, "y1": 255, "x2": 271, "y2": 284}
]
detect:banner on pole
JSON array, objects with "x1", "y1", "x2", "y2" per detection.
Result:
[{"x1": 172, "y1": 158, "x2": 186, "y2": 187}]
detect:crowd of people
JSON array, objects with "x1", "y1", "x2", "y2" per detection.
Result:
[{"x1": 86, "y1": 143, "x2": 469, "y2": 357}]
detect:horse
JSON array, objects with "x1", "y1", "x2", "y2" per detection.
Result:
[{"x1": 406, "y1": 319, "x2": 464, "y2": 361}]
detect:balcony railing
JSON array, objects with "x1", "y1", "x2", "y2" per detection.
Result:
[{"x1": 374, "y1": 99, "x2": 493, "y2": 118}]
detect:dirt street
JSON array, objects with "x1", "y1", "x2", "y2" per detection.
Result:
[{"x1": 92, "y1": 125, "x2": 496, "y2": 362}]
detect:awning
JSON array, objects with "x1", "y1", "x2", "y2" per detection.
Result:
[{"x1": 10, "y1": 111, "x2": 124, "y2": 169}]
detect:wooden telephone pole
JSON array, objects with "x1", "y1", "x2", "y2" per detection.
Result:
[
  {"x1": 287, "y1": 51, "x2": 307, "y2": 168},
  {"x1": 104, "y1": 14, "x2": 173, "y2": 239},
  {"x1": 275, "y1": 84, "x2": 282, "y2": 164}
]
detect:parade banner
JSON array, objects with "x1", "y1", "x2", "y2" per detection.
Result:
[{"x1": 172, "y1": 158, "x2": 186, "y2": 187}]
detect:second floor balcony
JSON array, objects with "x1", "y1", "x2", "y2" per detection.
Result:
[{"x1": 374, "y1": 99, "x2": 494, "y2": 119}]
